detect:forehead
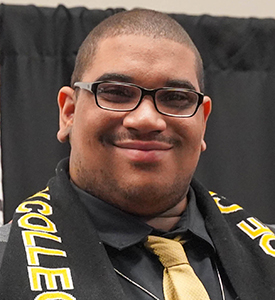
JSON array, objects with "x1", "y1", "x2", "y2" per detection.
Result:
[{"x1": 82, "y1": 35, "x2": 199, "y2": 90}]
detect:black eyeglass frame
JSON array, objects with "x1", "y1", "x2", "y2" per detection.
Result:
[{"x1": 74, "y1": 81, "x2": 204, "y2": 118}]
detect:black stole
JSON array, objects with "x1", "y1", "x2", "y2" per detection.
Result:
[
  {"x1": 192, "y1": 178, "x2": 275, "y2": 299},
  {"x1": 0, "y1": 159, "x2": 126, "y2": 300},
  {"x1": 1, "y1": 159, "x2": 275, "y2": 299}
]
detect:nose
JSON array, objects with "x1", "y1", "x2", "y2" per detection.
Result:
[{"x1": 122, "y1": 96, "x2": 167, "y2": 133}]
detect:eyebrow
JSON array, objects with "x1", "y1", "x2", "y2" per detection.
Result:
[
  {"x1": 164, "y1": 79, "x2": 197, "y2": 91},
  {"x1": 95, "y1": 73, "x2": 197, "y2": 91},
  {"x1": 96, "y1": 73, "x2": 133, "y2": 83}
]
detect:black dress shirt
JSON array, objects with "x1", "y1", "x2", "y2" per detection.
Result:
[{"x1": 72, "y1": 183, "x2": 237, "y2": 300}]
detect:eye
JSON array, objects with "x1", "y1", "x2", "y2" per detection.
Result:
[
  {"x1": 158, "y1": 90, "x2": 196, "y2": 108},
  {"x1": 97, "y1": 84, "x2": 137, "y2": 103}
]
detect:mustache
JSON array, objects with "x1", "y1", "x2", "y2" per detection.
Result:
[{"x1": 100, "y1": 132, "x2": 181, "y2": 147}]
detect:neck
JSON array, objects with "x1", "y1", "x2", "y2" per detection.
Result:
[{"x1": 142, "y1": 197, "x2": 188, "y2": 231}]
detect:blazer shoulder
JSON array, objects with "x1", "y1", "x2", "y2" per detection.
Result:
[
  {"x1": 0, "y1": 223, "x2": 11, "y2": 267},
  {"x1": 267, "y1": 224, "x2": 275, "y2": 233},
  {"x1": 0, "y1": 223, "x2": 11, "y2": 243}
]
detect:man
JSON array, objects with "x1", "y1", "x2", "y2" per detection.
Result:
[{"x1": 0, "y1": 8, "x2": 275, "y2": 300}]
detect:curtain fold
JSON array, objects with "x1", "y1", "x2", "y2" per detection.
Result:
[{"x1": 1, "y1": 4, "x2": 275, "y2": 223}]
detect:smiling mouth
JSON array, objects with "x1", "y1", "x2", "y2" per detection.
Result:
[
  {"x1": 115, "y1": 140, "x2": 173, "y2": 151},
  {"x1": 114, "y1": 140, "x2": 173, "y2": 163}
]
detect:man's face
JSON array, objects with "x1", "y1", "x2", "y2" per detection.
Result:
[{"x1": 57, "y1": 35, "x2": 211, "y2": 217}]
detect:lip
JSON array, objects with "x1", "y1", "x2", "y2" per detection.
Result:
[
  {"x1": 114, "y1": 140, "x2": 173, "y2": 163},
  {"x1": 115, "y1": 140, "x2": 173, "y2": 150}
]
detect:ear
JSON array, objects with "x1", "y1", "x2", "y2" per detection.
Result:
[
  {"x1": 57, "y1": 86, "x2": 76, "y2": 143},
  {"x1": 200, "y1": 96, "x2": 212, "y2": 152}
]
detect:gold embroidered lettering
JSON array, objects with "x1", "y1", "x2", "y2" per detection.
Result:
[
  {"x1": 34, "y1": 291, "x2": 76, "y2": 300},
  {"x1": 17, "y1": 189, "x2": 75, "y2": 299},
  {"x1": 26, "y1": 247, "x2": 66, "y2": 266},
  {"x1": 260, "y1": 233, "x2": 275, "y2": 257},
  {"x1": 210, "y1": 191, "x2": 243, "y2": 214},
  {"x1": 237, "y1": 217, "x2": 273, "y2": 239},
  {"x1": 28, "y1": 267, "x2": 73, "y2": 291},
  {"x1": 16, "y1": 200, "x2": 52, "y2": 216},
  {"x1": 28, "y1": 187, "x2": 50, "y2": 201},
  {"x1": 22, "y1": 231, "x2": 61, "y2": 247},
  {"x1": 18, "y1": 213, "x2": 57, "y2": 233},
  {"x1": 237, "y1": 217, "x2": 275, "y2": 257}
]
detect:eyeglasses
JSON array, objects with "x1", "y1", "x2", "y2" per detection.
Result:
[{"x1": 74, "y1": 81, "x2": 204, "y2": 118}]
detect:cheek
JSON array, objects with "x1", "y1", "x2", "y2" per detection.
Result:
[
  {"x1": 172, "y1": 122, "x2": 206, "y2": 170},
  {"x1": 71, "y1": 108, "x2": 123, "y2": 156},
  {"x1": 175, "y1": 118, "x2": 205, "y2": 147}
]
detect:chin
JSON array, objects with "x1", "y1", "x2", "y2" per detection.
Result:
[{"x1": 110, "y1": 182, "x2": 187, "y2": 216}]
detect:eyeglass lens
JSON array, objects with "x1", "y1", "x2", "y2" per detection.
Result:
[{"x1": 96, "y1": 82, "x2": 199, "y2": 116}]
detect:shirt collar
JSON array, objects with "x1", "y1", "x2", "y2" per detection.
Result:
[
  {"x1": 71, "y1": 183, "x2": 153, "y2": 250},
  {"x1": 172, "y1": 187, "x2": 214, "y2": 248},
  {"x1": 72, "y1": 183, "x2": 214, "y2": 250}
]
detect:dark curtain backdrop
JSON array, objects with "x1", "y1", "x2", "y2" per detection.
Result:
[{"x1": 1, "y1": 4, "x2": 275, "y2": 223}]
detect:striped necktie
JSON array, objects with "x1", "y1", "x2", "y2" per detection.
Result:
[{"x1": 145, "y1": 235, "x2": 210, "y2": 300}]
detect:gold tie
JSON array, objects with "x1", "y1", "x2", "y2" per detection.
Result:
[{"x1": 145, "y1": 235, "x2": 210, "y2": 300}]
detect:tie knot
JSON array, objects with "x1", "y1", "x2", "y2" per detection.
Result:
[{"x1": 145, "y1": 235, "x2": 188, "y2": 268}]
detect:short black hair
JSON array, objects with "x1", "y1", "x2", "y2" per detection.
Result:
[{"x1": 71, "y1": 9, "x2": 204, "y2": 92}]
